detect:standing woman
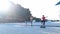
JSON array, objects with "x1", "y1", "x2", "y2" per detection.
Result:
[
  {"x1": 40, "y1": 15, "x2": 46, "y2": 28},
  {"x1": 42, "y1": 15, "x2": 46, "y2": 25}
]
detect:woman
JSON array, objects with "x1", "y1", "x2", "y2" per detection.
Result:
[{"x1": 42, "y1": 15, "x2": 46, "y2": 25}]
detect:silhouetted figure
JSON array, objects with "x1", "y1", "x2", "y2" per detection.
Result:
[
  {"x1": 30, "y1": 16, "x2": 33, "y2": 26},
  {"x1": 25, "y1": 20, "x2": 27, "y2": 26}
]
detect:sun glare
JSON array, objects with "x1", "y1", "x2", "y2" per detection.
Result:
[{"x1": 0, "y1": 0, "x2": 11, "y2": 11}]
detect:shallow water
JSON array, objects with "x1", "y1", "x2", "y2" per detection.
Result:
[{"x1": 0, "y1": 22, "x2": 60, "y2": 34}]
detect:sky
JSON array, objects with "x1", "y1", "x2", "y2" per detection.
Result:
[{"x1": 0, "y1": 0, "x2": 60, "y2": 20}]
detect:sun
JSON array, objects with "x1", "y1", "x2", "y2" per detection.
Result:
[{"x1": 0, "y1": 0, "x2": 11, "y2": 11}]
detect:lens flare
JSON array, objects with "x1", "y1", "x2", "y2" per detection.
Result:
[{"x1": 0, "y1": 0, "x2": 11, "y2": 11}]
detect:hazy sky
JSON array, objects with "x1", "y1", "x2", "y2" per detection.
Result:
[
  {"x1": 1, "y1": 0, "x2": 60, "y2": 20},
  {"x1": 10, "y1": 0, "x2": 60, "y2": 20}
]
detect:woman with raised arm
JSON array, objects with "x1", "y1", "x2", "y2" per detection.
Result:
[
  {"x1": 42, "y1": 15, "x2": 46, "y2": 25},
  {"x1": 41, "y1": 15, "x2": 46, "y2": 28}
]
